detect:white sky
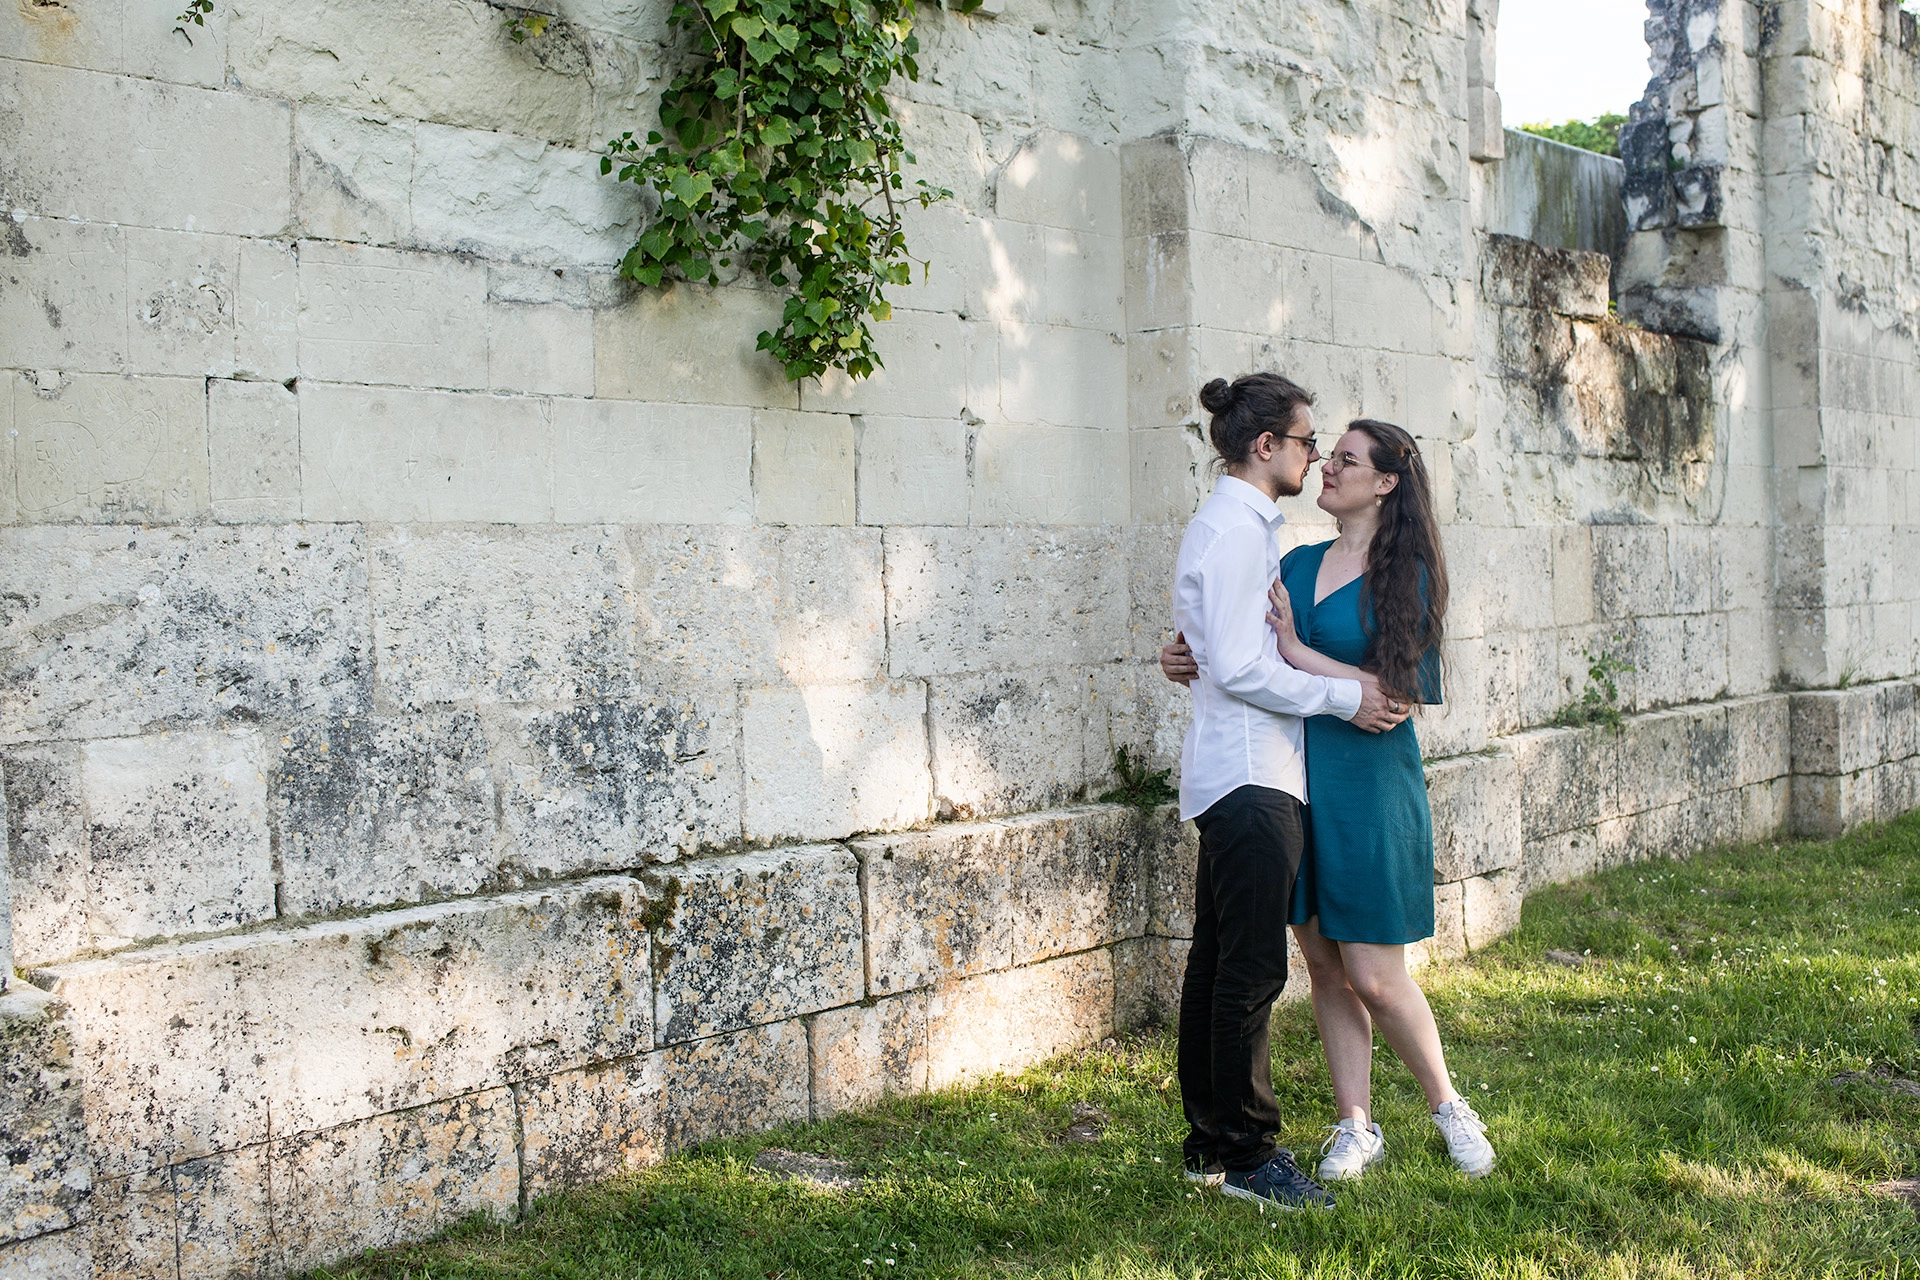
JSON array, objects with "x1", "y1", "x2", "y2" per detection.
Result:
[{"x1": 1496, "y1": 0, "x2": 1655, "y2": 127}]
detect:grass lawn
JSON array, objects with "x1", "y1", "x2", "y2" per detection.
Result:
[{"x1": 315, "y1": 812, "x2": 1920, "y2": 1279}]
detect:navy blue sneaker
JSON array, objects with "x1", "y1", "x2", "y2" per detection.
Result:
[{"x1": 1221, "y1": 1150, "x2": 1336, "y2": 1211}]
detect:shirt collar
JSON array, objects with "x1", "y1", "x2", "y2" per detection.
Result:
[{"x1": 1214, "y1": 474, "x2": 1285, "y2": 529}]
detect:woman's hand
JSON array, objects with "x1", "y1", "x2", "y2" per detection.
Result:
[
  {"x1": 1265, "y1": 580, "x2": 1301, "y2": 659},
  {"x1": 1160, "y1": 631, "x2": 1198, "y2": 685}
]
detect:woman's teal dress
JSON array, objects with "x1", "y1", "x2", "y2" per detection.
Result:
[{"x1": 1281, "y1": 541, "x2": 1442, "y2": 945}]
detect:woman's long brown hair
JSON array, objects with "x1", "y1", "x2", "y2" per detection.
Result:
[{"x1": 1349, "y1": 419, "x2": 1448, "y2": 702}]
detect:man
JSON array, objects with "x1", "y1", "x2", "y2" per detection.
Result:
[{"x1": 1170, "y1": 372, "x2": 1406, "y2": 1210}]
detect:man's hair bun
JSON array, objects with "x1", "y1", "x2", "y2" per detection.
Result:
[{"x1": 1198, "y1": 377, "x2": 1236, "y2": 416}]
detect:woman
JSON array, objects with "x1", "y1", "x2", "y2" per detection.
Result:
[{"x1": 1161, "y1": 418, "x2": 1496, "y2": 1183}]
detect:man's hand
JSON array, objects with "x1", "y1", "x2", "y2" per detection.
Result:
[
  {"x1": 1350, "y1": 682, "x2": 1411, "y2": 734},
  {"x1": 1160, "y1": 631, "x2": 1198, "y2": 686}
]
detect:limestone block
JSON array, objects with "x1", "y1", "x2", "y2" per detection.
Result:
[
  {"x1": 1873, "y1": 680, "x2": 1918, "y2": 763},
  {"x1": 855, "y1": 821, "x2": 1015, "y2": 994},
  {"x1": 1792, "y1": 771, "x2": 1874, "y2": 838},
  {"x1": 996, "y1": 323, "x2": 1126, "y2": 429},
  {"x1": 369, "y1": 525, "x2": 636, "y2": 707},
  {"x1": 226, "y1": 0, "x2": 593, "y2": 146},
  {"x1": 275, "y1": 712, "x2": 497, "y2": 915},
  {"x1": 0, "y1": 60, "x2": 290, "y2": 235},
  {"x1": 1876, "y1": 757, "x2": 1918, "y2": 824},
  {"x1": 1666, "y1": 526, "x2": 1719, "y2": 615},
  {"x1": 170, "y1": 1145, "x2": 274, "y2": 1280},
  {"x1": 207, "y1": 379, "x2": 300, "y2": 522},
  {"x1": 7, "y1": 373, "x2": 207, "y2": 524},
  {"x1": 34, "y1": 875, "x2": 650, "y2": 1175},
  {"x1": 124, "y1": 227, "x2": 238, "y2": 378},
  {"x1": 1550, "y1": 526, "x2": 1595, "y2": 626},
  {"x1": 595, "y1": 282, "x2": 799, "y2": 409},
  {"x1": 809, "y1": 992, "x2": 929, "y2": 1118},
  {"x1": 1684, "y1": 703, "x2": 1737, "y2": 796},
  {"x1": 1043, "y1": 228, "x2": 1123, "y2": 331},
  {"x1": 488, "y1": 301, "x2": 595, "y2": 396},
  {"x1": 855, "y1": 416, "x2": 969, "y2": 526},
  {"x1": 302, "y1": 382, "x2": 552, "y2": 521},
  {"x1": 1112, "y1": 935, "x2": 1187, "y2": 1030},
  {"x1": 234, "y1": 240, "x2": 298, "y2": 382},
  {"x1": 1007, "y1": 806, "x2": 1151, "y2": 965},
  {"x1": 0, "y1": 217, "x2": 129, "y2": 375},
  {"x1": 78, "y1": 730, "x2": 274, "y2": 954},
  {"x1": 924, "y1": 950, "x2": 1113, "y2": 1088},
  {"x1": 1331, "y1": 260, "x2": 1434, "y2": 353},
  {"x1": 1615, "y1": 708, "x2": 1699, "y2": 815},
  {"x1": 1790, "y1": 687, "x2": 1881, "y2": 776},
  {"x1": 553, "y1": 399, "x2": 753, "y2": 523},
  {"x1": 0, "y1": 989, "x2": 87, "y2": 1245},
  {"x1": 1145, "y1": 812, "x2": 1199, "y2": 940},
  {"x1": 890, "y1": 95, "x2": 993, "y2": 212},
  {"x1": 1511, "y1": 726, "x2": 1618, "y2": 840},
  {"x1": 0, "y1": 749, "x2": 87, "y2": 967},
  {"x1": 993, "y1": 131, "x2": 1121, "y2": 236},
  {"x1": 1739, "y1": 776, "x2": 1790, "y2": 845},
  {"x1": 1129, "y1": 426, "x2": 1205, "y2": 525},
  {"x1": 1126, "y1": 325, "x2": 1202, "y2": 431},
  {"x1": 806, "y1": 309, "x2": 976, "y2": 421},
  {"x1": 0, "y1": 1229, "x2": 89, "y2": 1279},
  {"x1": 1467, "y1": 86, "x2": 1505, "y2": 162},
  {"x1": 928, "y1": 669, "x2": 1093, "y2": 818},
  {"x1": 297, "y1": 242, "x2": 488, "y2": 390},
  {"x1": 1187, "y1": 231, "x2": 1286, "y2": 334},
  {"x1": 1519, "y1": 828, "x2": 1598, "y2": 894},
  {"x1": 1427, "y1": 751, "x2": 1522, "y2": 881},
  {"x1": 1462, "y1": 870, "x2": 1522, "y2": 951},
  {"x1": 293, "y1": 105, "x2": 416, "y2": 245},
  {"x1": 627, "y1": 526, "x2": 884, "y2": 684},
  {"x1": 411, "y1": 122, "x2": 638, "y2": 267},
  {"x1": 884, "y1": 527, "x2": 1131, "y2": 677},
  {"x1": 494, "y1": 695, "x2": 741, "y2": 876},
  {"x1": 651, "y1": 846, "x2": 863, "y2": 1044},
  {"x1": 740, "y1": 681, "x2": 931, "y2": 842},
  {"x1": 271, "y1": 1090, "x2": 520, "y2": 1276},
  {"x1": 84, "y1": 1169, "x2": 173, "y2": 1280},
  {"x1": 655, "y1": 1019, "x2": 810, "y2": 1152},
  {"x1": 753, "y1": 410, "x2": 856, "y2": 525},
  {"x1": 0, "y1": 524, "x2": 372, "y2": 744},
  {"x1": 970, "y1": 423, "x2": 1128, "y2": 524},
  {"x1": 1479, "y1": 234, "x2": 1609, "y2": 319},
  {"x1": 0, "y1": 0, "x2": 121, "y2": 73},
  {"x1": 516, "y1": 1055, "x2": 663, "y2": 1200}
]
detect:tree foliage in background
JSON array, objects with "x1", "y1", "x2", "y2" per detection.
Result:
[
  {"x1": 1519, "y1": 112, "x2": 1627, "y2": 158},
  {"x1": 603, "y1": 0, "x2": 968, "y2": 382}
]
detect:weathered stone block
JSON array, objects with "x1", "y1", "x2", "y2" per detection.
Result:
[
  {"x1": 595, "y1": 282, "x2": 798, "y2": 409},
  {"x1": 234, "y1": 239, "x2": 298, "y2": 382},
  {"x1": 553, "y1": 400, "x2": 753, "y2": 523},
  {"x1": 0, "y1": 1228, "x2": 89, "y2": 1279},
  {"x1": 651, "y1": 846, "x2": 863, "y2": 1045},
  {"x1": 369, "y1": 525, "x2": 637, "y2": 707},
  {"x1": 227, "y1": 0, "x2": 593, "y2": 146},
  {"x1": 1007, "y1": 807, "x2": 1150, "y2": 965},
  {"x1": 1, "y1": 748, "x2": 89, "y2": 967},
  {"x1": 125, "y1": 226, "x2": 240, "y2": 378},
  {"x1": 741, "y1": 681, "x2": 931, "y2": 842},
  {"x1": 1112, "y1": 935, "x2": 1186, "y2": 1031},
  {"x1": 171, "y1": 1145, "x2": 273, "y2": 1280},
  {"x1": 275, "y1": 712, "x2": 497, "y2": 915},
  {"x1": 300, "y1": 383, "x2": 553, "y2": 522},
  {"x1": 297, "y1": 242, "x2": 488, "y2": 389},
  {"x1": 1145, "y1": 811, "x2": 1199, "y2": 940},
  {"x1": 627, "y1": 526, "x2": 884, "y2": 685},
  {"x1": 1790, "y1": 687, "x2": 1882, "y2": 777},
  {"x1": 970, "y1": 423, "x2": 1129, "y2": 524},
  {"x1": 1426, "y1": 879, "x2": 1468, "y2": 961},
  {"x1": 928, "y1": 669, "x2": 1092, "y2": 818},
  {"x1": 1876, "y1": 757, "x2": 1918, "y2": 825},
  {"x1": 1874, "y1": 680, "x2": 1917, "y2": 763},
  {"x1": 884, "y1": 528, "x2": 1131, "y2": 677},
  {"x1": 1739, "y1": 777, "x2": 1791, "y2": 845},
  {"x1": 1615, "y1": 709, "x2": 1699, "y2": 816},
  {"x1": 1427, "y1": 751, "x2": 1522, "y2": 881},
  {"x1": 411, "y1": 122, "x2": 638, "y2": 266},
  {"x1": 84, "y1": 1169, "x2": 173, "y2": 1280},
  {"x1": 1462, "y1": 870, "x2": 1522, "y2": 951},
  {"x1": 1727, "y1": 694, "x2": 1791, "y2": 786},
  {"x1": 207, "y1": 379, "x2": 301, "y2": 522},
  {"x1": 1480, "y1": 234, "x2": 1610, "y2": 319},
  {"x1": 272, "y1": 1090, "x2": 520, "y2": 1276},
  {"x1": 293, "y1": 104, "x2": 416, "y2": 245},
  {"x1": 0, "y1": 989, "x2": 87, "y2": 1245},
  {"x1": 925, "y1": 951, "x2": 1113, "y2": 1088},
  {"x1": 34, "y1": 876, "x2": 649, "y2": 1175},
  {"x1": 7, "y1": 372, "x2": 208, "y2": 524},
  {"x1": 808, "y1": 992, "x2": 929, "y2": 1117},
  {"x1": 854, "y1": 416, "x2": 969, "y2": 527},
  {"x1": 81, "y1": 730, "x2": 274, "y2": 953},
  {"x1": 655, "y1": 1019, "x2": 810, "y2": 1152},
  {"x1": 1684, "y1": 704, "x2": 1736, "y2": 796},
  {"x1": 489, "y1": 300, "x2": 596, "y2": 397},
  {"x1": 995, "y1": 322, "x2": 1126, "y2": 429},
  {"x1": 0, "y1": 59, "x2": 290, "y2": 235},
  {"x1": 752, "y1": 410, "x2": 856, "y2": 526},
  {"x1": 516, "y1": 1055, "x2": 663, "y2": 1200},
  {"x1": 805, "y1": 309, "x2": 975, "y2": 421},
  {"x1": 494, "y1": 695, "x2": 741, "y2": 877},
  {"x1": 0, "y1": 217, "x2": 130, "y2": 376},
  {"x1": 0, "y1": 524, "x2": 372, "y2": 744},
  {"x1": 993, "y1": 130, "x2": 1120, "y2": 236}
]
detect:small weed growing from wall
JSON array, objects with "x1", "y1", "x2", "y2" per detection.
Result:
[
  {"x1": 1554, "y1": 646, "x2": 1635, "y2": 731},
  {"x1": 1099, "y1": 747, "x2": 1177, "y2": 812},
  {"x1": 503, "y1": 11, "x2": 551, "y2": 42}
]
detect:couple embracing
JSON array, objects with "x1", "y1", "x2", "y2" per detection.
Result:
[{"x1": 1157, "y1": 371, "x2": 1495, "y2": 1211}]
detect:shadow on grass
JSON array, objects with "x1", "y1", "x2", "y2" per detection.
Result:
[{"x1": 314, "y1": 813, "x2": 1920, "y2": 1279}]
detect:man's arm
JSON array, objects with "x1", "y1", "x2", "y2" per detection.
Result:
[{"x1": 1197, "y1": 526, "x2": 1363, "y2": 721}]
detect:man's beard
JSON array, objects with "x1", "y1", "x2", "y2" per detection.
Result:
[{"x1": 1275, "y1": 470, "x2": 1306, "y2": 498}]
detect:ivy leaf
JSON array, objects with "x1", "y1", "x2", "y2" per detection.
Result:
[
  {"x1": 729, "y1": 13, "x2": 764, "y2": 38},
  {"x1": 760, "y1": 116, "x2": 795, "y2": 146}
]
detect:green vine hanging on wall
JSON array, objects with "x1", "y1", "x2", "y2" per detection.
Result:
[{"x1": 603, "y1": 0, "x2": 964, "y2": 381}]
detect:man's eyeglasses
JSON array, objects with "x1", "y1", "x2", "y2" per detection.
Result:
[{"x1": 1276, "y1": 433, "x2": 1319, "y2": 454}]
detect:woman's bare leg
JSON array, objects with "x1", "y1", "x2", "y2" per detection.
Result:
[
  {"x1": 1337, "y1": 941, "x2": 1460, "y2": 1110},
  {"x1": 1292, "y1": 918, "x2": 1375, "y2": 1123}
]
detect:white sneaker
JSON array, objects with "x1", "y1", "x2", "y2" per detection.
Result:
[
  {"x1": 1431, "y1": 1099, "x2": 1495, "y2": 1177},
  {"x1": 1316, "y1": 1117, "x2": 1387, "y2": 1181}
]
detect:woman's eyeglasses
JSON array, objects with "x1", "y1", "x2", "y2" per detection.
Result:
[{"x1": 1321, "y1": 450, "x2": 1375, "y2": 474}]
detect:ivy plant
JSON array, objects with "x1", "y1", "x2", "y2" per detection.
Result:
[{"x1": 602, "y1": 0, "x2": 966, "y2": 381}]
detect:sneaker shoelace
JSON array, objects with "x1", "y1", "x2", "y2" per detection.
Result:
[
  {"x1": 1434, "y1": 1102, "x2": 1486, "y2": 1148},
  {"x1": 1319, "y1": 1123, "x2": 1367, "y2": 1159}
]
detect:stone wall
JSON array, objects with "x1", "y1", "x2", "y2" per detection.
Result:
[{"x1": 0, "y1": 1, "x2": 1916, "y2": 1276}]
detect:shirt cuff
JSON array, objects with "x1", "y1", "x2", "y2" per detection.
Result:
[{"x1": 1326, "y1": 677, "x2": 1364, "y2": 721}]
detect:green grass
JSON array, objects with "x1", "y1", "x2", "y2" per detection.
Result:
[{"x1": 315, "y1": 814, "x2": 1920, "y2": 1279}]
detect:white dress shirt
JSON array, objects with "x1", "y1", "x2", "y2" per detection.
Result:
[{"x1": 1173, "y1": 475, "x2": 1363, "y2": 820}]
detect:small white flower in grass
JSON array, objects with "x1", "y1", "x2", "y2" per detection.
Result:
[
  {"x1": 1651, "y1": 1065, "x2": 1661, "y2": 1073},
  {"x1": 1688, "y1": 1036, "x2": 1697, "y2": 1043},
  {"x1": 1153, "y1": 1156, "x2": 1163, "y2": 1163}
]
